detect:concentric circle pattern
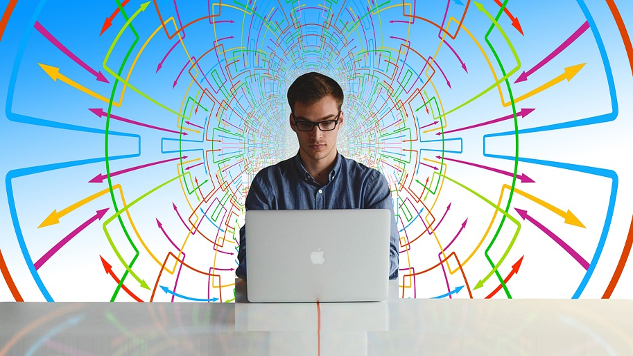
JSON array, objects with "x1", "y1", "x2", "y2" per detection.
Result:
[{"x1": 1, "y1": 0, "x2": 632, "y2": 302}]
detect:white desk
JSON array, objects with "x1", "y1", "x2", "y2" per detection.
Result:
[{"x1": 0, "y1": 279, "x2": 631, "y2": 355}]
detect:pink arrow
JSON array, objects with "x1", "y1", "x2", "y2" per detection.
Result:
[
  {"x1": 429, "y1": 57, "x2": 451, "y2": 88},
  {"x1": 438, "y1": 108, "x2": 535, "y2": 135},
  {"x1": 89, "y1": 108, "x2": 187, "y2": 136},
  {"x1": 185, "y1": 162, "x2": 204, "y2": 171},
  {"x1": 34, "y1": 21, "x2": 109, "y2": 83},
  {"x1": 515, "y1": 208, "x2": 589, "y2": 270},
  {"x1": 515, "y1": 21, "x2": 589, "y2": 83},
  {"x1": 439, "y1": 156, "x2": 534, "y2": 183},
  {"x1": 429, "y1": 203, "x2": 451, "y2": 235},
  {"x1": 419, "y1": 161, "x2": 439, "y2": 171},
  {"x1": 89, "y1": 156, "x2": 186, "y2": 183},
  {"x1": 420, "y1": 121, "x2": 439, "y2": 129},
  {"x1": 35, "y1": 208, "x2": 109, "y2": 270}
]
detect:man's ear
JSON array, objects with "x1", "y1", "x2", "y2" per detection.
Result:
[
  {"x1": 289, "y1": 113, "x2": 297, "y2": 132},
  {"x1": 338, "y1": 111, "x2": 344, "y2": 128}
]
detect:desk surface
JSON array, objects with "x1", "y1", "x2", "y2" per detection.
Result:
[{"x1": 1, "y1": 280, "x2": 632, "y2": 355}]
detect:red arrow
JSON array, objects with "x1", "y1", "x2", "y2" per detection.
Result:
[
  {"x1": 89, "y1": 156, "x2": 186, "y2": 183},
  {"x1": 493, "y1": 0, "x2": 523, "y2": 35},
  {"x1": 485, "y1": 256, "x2": 524, "y2": 298},
  {"x1": 100, "y1": 256, "x2": 144, "y2": 302},
  {"x1": 100, "y1": 0, "x2": 130, "y2": 36},
  {"x1": 34, "y1": 209, "x2": 109, "y2": 270}
]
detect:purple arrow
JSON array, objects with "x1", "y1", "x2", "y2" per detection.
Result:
[
  {"x1": 89, "y1": 108, "x2": 187, "y2": 136},
  {"x1": 439, "y1": 156, "x2": 534, "y2": 183},
  {"x1": 429, "y1": 203, "x2": 451, "y2": 235},
  {"x1": 157, "y1": 40, "x2": 180, "y2": 73},
  {"x1": 438, "y1": 108, "x2": 534, "y2": 135},
  {"x1": 419, "y1": 161, "x2": 439, "y2": 171},
  {"x1": 185, "y1": 120, "x2": 204, "y2": 129},
  {"x1": 35, "y1": 208, "x2": 109, "y2": 270},
  {"x1": 429, "y1": 57, "x2": 451, "y2": 88},
  {"x1": 185, "y1": 162, "x2": 204, "y2": 171},
  {"x1": 515, "y1": 208, "x2": 589, "y2": 270},
  {"x1": 34, "y1": 21, "x2": 109, "y2": 83},
  {"x1": 89, "y1": 156, "x2": 186, "y2": 183},
  {"x1": 419, "y1": 120, "x2": 439, "y2": 129},
  {"x1": 515, "y1": 21, "x2": 589, "y2": 83}
]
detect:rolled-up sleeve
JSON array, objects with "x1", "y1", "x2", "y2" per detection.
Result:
[
  {"x1": 236, "y1": 172, "x2": 273, "y2": 279},
  {"x1": 365, "y1": 170, "x2": 400, "y2": 280}
]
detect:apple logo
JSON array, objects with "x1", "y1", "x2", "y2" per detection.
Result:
[{"x1": 310, "y1": 248, "x2": 325, "y2": 265}]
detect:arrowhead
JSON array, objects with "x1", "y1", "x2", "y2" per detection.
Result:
[
  {"x1": 519, "y1": 173, "x2": 535, "y2": 183},
  {"x1": 89, "y1": 173, "x2": 106, "y2": 183},
  {"x1": 433, "y1": 166, "x2": 439, "y2": 171},
  {"x1": 462, "y1": 218, "x2": 468, "y2": 228},
  {"x1": 100, "y1": 18, "x2": 112, "y2": 36},
  {"x1": 95, "y1": 71, "x2": 109, "y2": 83},
  {"x1": 447, "y1": 202, "x2": 451, "y2": 210},
  {"x1": 454, "y1": 285, "x2": 464, "y2": 294},
  {"x1": 446, "y1": 81, "x2": 451, "y2": 89},
  {"x1": 140, "y1": 280, "x2": 150, "y2": 290},
  {"x1": 514, "y1": 208, "x2": 529, "y2": 220},
  {"x1": 156, "y1": 218, "x2": 162, "y2": 228},
  {"x1": 512, "y1": 256, "x2": 524, "y2": 274},
  {"x1": 172, "y1": 80, "x2": 178, "y2": 88},
  {"x1": 185, "y1": 166, "x2": 191, "y2": 171},
  {"x1": 160, "y1": 285, "x2": 169, "y2": 294},
  {"x1": 436, "y1": 131, "x2": 441, "y2": 136},
  {"x1": 185, "y1": 121, "x2": 191, "y2": 125},
  {"x1": 156, "y1": 62, "x2": 163, "y2": 73},
  {"x1": 39, "y1": 210, "x2": 61, "y2": 228},
  {"x1": 563, "y1": 210, "x2": 585, "y2": 228},
  {"x1": 182, "y1": 132, "x2": 188, "y2": 136},
  {"x1": 89, "y1": 108, "x2": 106, "y2": 117},
  {"x1": 140, "y1": 1, "x2": 151, "y2": 11},
  {"x1": 519, "y1": 108, "x2": 535, "y2": 117},
  {"x1": 173, "y1": 202, "x2": 178, "y2": 211},
  {"x1": 514, "y1": 71, "x2": 528, "y2": 83},
  {"x1": 38, "y1": 63, "x2": 60, "y2": 81},
  {"x1": 95, "y1": 208, "x2": 110, "y2": 220},
  {"x1": 182, "y1": 156, "x2": 188, "y2": 159},
  {"x1": 436, "y1": 155, "x2": 442, "y2": 159},
  {"x1": 474, "y1": 279, "x2": 484, "y2": 290},
  {"x1": 512, "y1": 17, "x2": 524, "y2": 36},
  {"x1": 453, "y1": 0, "x2": 464, "y2": 4},
  {"x1": 564, "y1": 63, "x2": 585, "y2": 81},
  {"x1": 462, "y1": 62, "x2": 468, "y2": 73},
  {"x1": 100, "y1": 255, "x2": 112, "y2": 274},
  {"x1": 473, "y1": 2, "x2": 484, "y2": 11}
]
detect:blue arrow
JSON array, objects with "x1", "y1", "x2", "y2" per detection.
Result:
[
  {"x1": 453, "y1": 0, "x2": 464, "y2": 5},
  {"x1": 160, "y1": 285, "x2": 219, "y2": 302},
  {"x1": 431, "y1": 285, "x2": 464, "y2": 299}
]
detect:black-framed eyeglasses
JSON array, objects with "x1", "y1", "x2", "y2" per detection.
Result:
[{"x1": 292, "y1": 112, "x2": 342, "y2": 132}]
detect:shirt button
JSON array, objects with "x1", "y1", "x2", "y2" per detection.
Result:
[{"x1": 318, "y1": 190, "x2": 323, "y2": 194}]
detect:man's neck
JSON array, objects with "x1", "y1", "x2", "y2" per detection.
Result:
[{"x1": 299, "y1": 150, "x2": 338, "y2": 185}]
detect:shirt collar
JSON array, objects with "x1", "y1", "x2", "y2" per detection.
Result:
[{"x1": 293, "y1": 150, "x2": 342, "y2": 182}]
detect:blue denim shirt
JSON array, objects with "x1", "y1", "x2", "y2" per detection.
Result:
[{"x1": 236, "y1": 152, "x2": 399, "y2": 280}]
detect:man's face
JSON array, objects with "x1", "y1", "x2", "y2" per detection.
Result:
[{"x1": 290, "y1": 95, "x2": 343, "y2": 166}]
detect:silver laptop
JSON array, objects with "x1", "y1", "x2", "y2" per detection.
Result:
[{"x1": 245, "y1": 209, "x2": 390, "y2": 302}]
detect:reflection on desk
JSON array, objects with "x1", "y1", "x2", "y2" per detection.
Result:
[{"x1": 0, "y1": 279, "x2": 631, "y2": 355}]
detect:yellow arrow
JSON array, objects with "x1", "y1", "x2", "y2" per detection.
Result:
[
  {"x1": 38, "y1": 63, "x2": 121, "y2": 106},
  {"x1": 513, "y1": 64, "x2": 585, "y2": 103},
  {"x1": 506, "y1": 184, "x2": 585, "y2": 227},
  {"x1": 39, "y1": 186, "x2": 117, "y2": 227}
]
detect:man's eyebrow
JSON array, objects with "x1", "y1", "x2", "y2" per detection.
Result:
[{"x1": 292, "y1": 113, "x2": 337, "y2": 122}]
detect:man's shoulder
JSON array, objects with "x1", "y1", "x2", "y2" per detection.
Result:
[
  {"x1": 339, "y1": 154, "x2": 382, "y2": 179},
  {"x1": 253, "y1": 156, "x2": 295, "y2": 182}
]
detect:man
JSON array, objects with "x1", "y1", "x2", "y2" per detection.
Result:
[{"x1": 236, "y1": 72, "x2": 399, "y2": 280}]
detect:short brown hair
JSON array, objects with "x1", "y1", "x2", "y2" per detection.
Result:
[{"x1": 287, "y1": 72, "x2": 344, "y2": 112}]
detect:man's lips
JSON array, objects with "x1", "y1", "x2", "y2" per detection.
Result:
[{"x1": 309, "y1": 144, "x2": 325, "y2": 149}]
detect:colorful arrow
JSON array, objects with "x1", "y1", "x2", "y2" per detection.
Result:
[
  {"x1": 34, "y1": 21, "x2": 109, "y2": 83},
  {"x1": 430, "y1": 203, "x2": 451, "y2": 234},
  {"x1": 439, "y1": 155, "x2": 534, "y2": 183},
  {"x1": 420, "y1": 120, "x2": 438, "y2": 130},
  {"x1": 38, "y1": 63, "x2": 113, "y2": 102},
  {"x1": 515, "y1": 209, "x2": 589, "y2": 270},
  {"x1": 89, "y1": 108, "x2": 187, "y2": 136},
  {"x1": 34, "y1": 208, "x2": 109, "y2": 270},
  {"x1": 185, "y1": 120, "x2": 204, "y2": 129},
  {"x1": 514, "y1": 64, "x2": 585, "y2": 102},
  {"x1": 493, "y1": 0, "x2": 524, "y2": 35},
  {"x1": 100, "y1": 256, "x2": 143, "y2": 302},
  {"x1": 432, "y1": 285, "x2": 464, "y2": 299},
  {"x1": 486, "y1": 256, "x2": 523, "y2": 298},
  {"x1": 160, "y1": 285, "x2": 218, "y2": 302},
  {"x1": 89, "y1": 155, "x2": 186, "y2": 183},
  {"x1": 185, "y1": 162, "x2": 204, "y2": 171},
  {"x1": 515, "y1": 22, "x2": 589, "y2": 83},
  {"x1": 100, "y1": 0, "x2": 130, "y2": 36},
  {"x1": 436, "y1": 108, "x2": 534, "y2": 135}
]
